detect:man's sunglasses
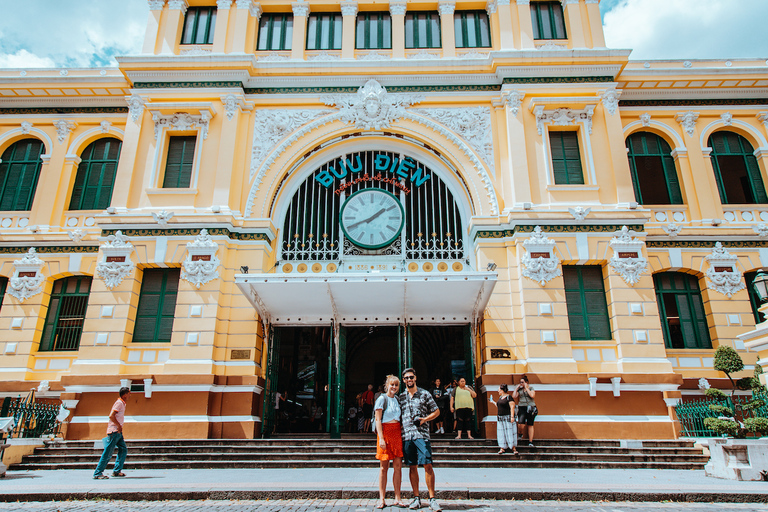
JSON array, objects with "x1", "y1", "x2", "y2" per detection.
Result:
[{"x1": 403, "y1": 376, "x2": 415, "y2": 380}]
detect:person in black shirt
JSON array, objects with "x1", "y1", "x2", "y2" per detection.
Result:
[
  {"x1": 489, "y1": 383, "x2": 517, "y2": 455},
  {"x1": 430, "y1": 378, "x2": 446, "y2": 435}
]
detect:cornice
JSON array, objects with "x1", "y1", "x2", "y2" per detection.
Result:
[
  {"x1": 473, "y1": 223, "x2": 645, "y2": 241},
  {"x1": 0, "y1": 107, "x2": 129, "y2": 115},
  {"x1": 0, "y1": 96, "x2": 129, "y2": 109},
  {"x1": 0, "y1": 245, "x2": 99, "y2": 254},
  {"x1": 100, "y1": 227, "x2": 273, "y2": 242}
]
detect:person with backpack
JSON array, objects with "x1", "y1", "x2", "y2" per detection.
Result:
[{"x1": 373, "y1": 374, "x2": 405, "y2": 509}]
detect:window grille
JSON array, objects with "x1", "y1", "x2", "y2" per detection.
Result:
[
  {"x1": 181, "y1": 6, "x2": 217, "y2": 45},
  {"x1": 69, "y1": 138, "x2": 122, "y2": 211},
  {"x1": 258, "y1": 14, "x2": 294, "y2": 51},
  {"x1": 356, "y1": 12, "x2": 392, "y2": 49},
  {"x1": 0, "y1": 138, "x2": 44, "y2": 211},
  {"x1": 531, "y1": 1, "x2": 566, "y2": 40},
  {"x1": 626, "y1": 132, "x2": 683, "y2": 205},
  {"x1": 39, "y1": 276, "x2": 92, "y2": 352},
  {"x1": 454, "y1": 11, "x2": 491, "y2": 48},
  {"x1": 307, "y1": 13, "x2": 342, "y2": 50},
  {"x1": 405, "y1": 12, "x2": 441, "y2": 49},
  {"x1": 654, "y1": 272, "x2": 712, "y2": 349},
  {"x1": 709, "y1": 132, "x2": 767, "y2": 205}
]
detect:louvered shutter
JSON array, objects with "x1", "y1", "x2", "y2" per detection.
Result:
[
  {"x1": 163, "y1": 136, "x2": 196, "y2": 188},
  {"x1": 551, "y1": 132, "x2": 584, "y2": 185}
]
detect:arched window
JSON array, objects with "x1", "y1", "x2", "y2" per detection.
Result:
[
  {"x1": 626, "y1": 132, "x2": 683, "y2": 205},
  {"x1": 653, "y1": 272, "x2": 711, "y2": 349},
  {"x1": 0, "y1": 138, "x2": 44, "y2": 211},
  {"x1": 709, "y1": 131, "x2": 767, "y2": 204},
  {"x1": 39, "y1": 276, "x2": 92, "y2": 352},
  {"x1": 69, "y1": 138, "x2": 122, "y2": 210}
]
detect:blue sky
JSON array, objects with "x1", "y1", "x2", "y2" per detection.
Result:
[{"x1": 0, "y1": 0, "x2": 766, "y2": 68}]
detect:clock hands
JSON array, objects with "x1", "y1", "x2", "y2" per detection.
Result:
[{"x1": 347, "y1": 207, "x2": 387, "y2": 230}]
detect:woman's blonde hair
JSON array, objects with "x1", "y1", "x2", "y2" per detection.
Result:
[{"x1": 384, "y1": 374, "x2": 400, "y2": 388}]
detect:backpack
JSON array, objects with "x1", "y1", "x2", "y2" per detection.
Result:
[{"x1": 371, "y1": 396, "x2": 389, "y2": 433}]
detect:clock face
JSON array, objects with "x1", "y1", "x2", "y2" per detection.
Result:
[{"x1": 340, "y1": 189, "x2": 405, "y2": 250}]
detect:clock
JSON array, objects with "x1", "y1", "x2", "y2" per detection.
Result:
[{"x1": 340, "y1": 188, "x2": 405, "y2": 250}]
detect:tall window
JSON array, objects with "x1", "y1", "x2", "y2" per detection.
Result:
[
  {"x1": 306, "y1": 13, "x2": 342, "y2": 50},
  {"x1": 181, "y1": 6, "x2": 217, "y2": 45},
  {"x1": 654, "y1": 272, "x2": 711, "y2": 349},
  {"x1": 0, "y1": 276, "x2": 6, "y2": 312},
  {"x1": 745, "y1": 271, "x2": 766, "y2": 325},
  {"x1": 454, "y1": 11, "x2": 491, "y2": 48},
  {"x1": 0, "y1": 139, "x2": 44, "y2": 211},
  {"x1": 133, "y1": 268, "x2": 180, "y2": 343},
  {"x1": 69, "y1": 138, "x2": 122, "y2": 210},
  {"x1": 550, "y1": 131, "x2": 584, "y2": 185},
  {"x1": 356, "y1": 12, "x2": 391, "y2": 49},
  {"x1": 531, "y1": 1, "x2": 566, "y2": 40},
  {"x1": 39, "y1": 277, "x2": 92, "y2": 352},
  {"x1": 163, "y1": 136, "x2": 196, "y2": 189},
  {"x1": 563, "y1": 266, "x2": 612, "y2": 341},
  {"x1": 258, "y1": 14, "x2": 294, "y2": 51},
  {"x1": 626, "y1": 132, "x2": 683, "y2": 205},
  {"x1": 709, "y1": 132, "x2": 767, "y2": 205},
  {"x1": 405, "y1": 12, "x2": 441, "y2": 49}
]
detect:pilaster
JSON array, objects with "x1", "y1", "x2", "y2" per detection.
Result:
[
  {"x1": 600, "y1": 91, "x2": 635, "y2": 204},
  {"x1": 515, "y1": 0, "x2": 534, "y2": 49},
  {"x1": 233, "y1": 0, "x2": 261, "y2": 53},
  {"x1": 212, "y1": 0, "x2": 233, "y2": 53},
  {"x1": 143, "y1": 0, "x2": 166, "y2": 54},
  {"x1": 499, "y1": 89, "x2": 531, "y2": 206},
  {"x1": 584, "y1": 0, "x2": 604, "y2": 47},
  {"x1": 111, "y1": 97, "x2": 146, "y2": 210},
  {"x1": 492, "y1": 0, "x2": 514, "y2": 50},
  {"x1": 561, "y1": 0, "x2": 585, "y2": 48},
  {"x1": 390, "y1": 2, "x2": 407, "y2": 59},
  {"x1": 340, "y1": 2, "x2": 358, "y2": 59},
  {"x1": 29, "y1": 122, "x2": 74, "y2": 229},
  {"x1": 675, "y1": 112, "x2": 723, "y2": 222},
  {"x1": 162, "y1": 0, "x2": 188, "y2": 55},
  {"x1": 438, "y1": 1, "x2": 456, "y2": 58},
  {"x1": 291, "y1": 2, "x2": 310, "y2": 60}
]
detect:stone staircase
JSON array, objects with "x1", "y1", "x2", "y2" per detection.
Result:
[{"x1": 10, "y1": 436, "x2": 708, "y2": 471}]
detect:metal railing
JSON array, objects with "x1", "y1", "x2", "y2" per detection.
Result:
[
  {"x1": 675, "y1": 391, "x2": 768, "y2": 437},
  {"x1": 0, "y1": 397, "x2": 63, "y2": 439}
]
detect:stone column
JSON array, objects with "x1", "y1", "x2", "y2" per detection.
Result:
[
  {"x1": 29, "y1": 121, "x2": 75, "y2": 229},
  {"x1": 562, "y1": 0, "x2": 585, "y2": 48},
  {"x1": 390, "y1": 1, "x2": 407, "y2": 59},
  {"x1": 491, "y1": 0, "x2": 514, "y2": 50},
  {"x1": 213, "y1": 95, "x2": 245, "y2": 207},
  {"x1": 340, "y1": 1, "x2": 358, "y2": 59},
  {"x1": 600, "y1": 90, "x2": 636, "y2": 204},
  {"x1": 143, "y1": 0, "x2": 166, "y2": 54},
  {"x1": 499, "y1": 89, "x2": 532, "y2": 206},
  {"x1": 438, "y1": 0, "x2": 456, "y2": 58},
  {"x1": 516, "y1": 0, "x2": 534, "y2": 49},
  {"x1": 670, "y1": 149, "x2": 703, "y2": 222},
  {"x1": 162, "y1": 0, "x2": 189, "y2": 54},
  {"x1": 212, "y1": 0, "x2": 233, "y2": 52},
  {"x1": 110, "y1": 96, "x2": 146, "y2": 210},
  {"x1": 584, "y1": 0, "x2": 604, "y2": 47},
  {"x1": 291, "y1": 2, "x2": 310, "y2": 60},
  {"x1": 232, "y1": 0, "x2": 261, "y2": 53}
]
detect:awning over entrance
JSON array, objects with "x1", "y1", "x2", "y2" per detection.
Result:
[{"x1": 235, "y1": 271, "x2": 497, "y2": 325}]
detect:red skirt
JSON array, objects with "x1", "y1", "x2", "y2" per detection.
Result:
[{"x1": 375, "y1": 422, "x2": 404, "y2": 461}]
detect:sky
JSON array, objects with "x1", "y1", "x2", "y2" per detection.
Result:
[{"x1": 0, "y1": 0, "x2": 766, "y2": 69}]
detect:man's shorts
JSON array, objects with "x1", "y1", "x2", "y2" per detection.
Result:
[
  {"x1": 403, "y1": 438, "x2": 433, "y2": 466},
  {"x1": 517, "y1": 406, "x2": 537, "y2": 426}
]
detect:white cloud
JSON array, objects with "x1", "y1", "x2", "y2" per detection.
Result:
[
  {"x1": 603, "y1": 0, "x2": 768, "y2": 60},
  {"x1": 0, "y1": 49, "x2": 56, "y2": 69},
  {"x1": 0, "y1": 0, "x2": 147, "y2": 68}
]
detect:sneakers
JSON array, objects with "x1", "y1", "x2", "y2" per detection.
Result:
[
  {"x1": 429, "y1": 497, "x2": 442, "y2": 511},
  {"x1": 409, "y1": 497, "x2": 421, "y2": 509},
  {"x1": 437, "y1": 427, "x2": 444, "y2": 434},
  {"x1": 528, "y1": 442, "x2": 535, "y2": 447}
]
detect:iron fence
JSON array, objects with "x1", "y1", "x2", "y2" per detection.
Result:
[
  {"x1": 0, "y1": 397, "x2": 63, "y2": 439},
  {"x1": 675, "y1": 391, "x2": 768, "y2": 437}
]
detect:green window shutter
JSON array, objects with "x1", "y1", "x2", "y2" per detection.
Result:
[
  {"x1": 625, "y1": 132, "x2": 683, "y2": 205},
  {"x1": 163, "y1": 136, "x2": 196, "y2": 189},
  {"x1": 454, "y1": 11, "x2": 491, "y2": 48},
  {"x1": 39, "y1": 277, "x2": 91, "y2": 352},
  {"x1": 709, "y1": 132, "x2": 768, "y2": 205},
  {"x1": 0, "y1": 277, "x2": 6, "y2": 312},
  {"x1": 133, "y1": 268, "x2": 180, "y2": 343},
  {"x1": 531, "y1": 2, "x2": 566, "y2": 40},
  {"x1": 356, "y1": 13, "x2": 392, "y2": 49},
  {"x1": 405, "y1": 12, "x2": 441, "y2": 49},
  {"x1": 0, "y1": 139, "x2": 44, "y2": 211},
  {"x1": 69, "y1": 138, "x2": 122, "y2": 210},
  {"x1": 654, "y1": 272, "x2": 711, "y2": 349},
  {"x1": 563, "y1": 266, "x2": 611, "y2": 341},
  {"x1": 550, "y1": 132, "x2": 584, "y2": 185},
  {"x1": 181, "y1": 7, "x2": 217, "y2": 45},
  {"x1": 258, "y1": 14, "x2": 294, "y2": 51},
  {"x1": 307, "y1": 14, "x2": 342, "y2": 50}
]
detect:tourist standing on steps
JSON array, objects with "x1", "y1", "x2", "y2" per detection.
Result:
[
  {"x1": 489, "y1": 384, "x2": 518, "y2": 455},
  {"x1": 513, "y1": 375, "x2": 537, "y2": 447},
  {"x1": 430, "y1": 378, "x2": 446, "y2": 435},
  {"x1": 399, "y1": 367, "x2": 442, "y2": 512},
  {"x1": 93, "y1": 387, "x2": 130, "y2": 479},
  {"x1": 450, "y1": 377, "x2": 476, "y2": 440},
  {"x1": 362, "y1": 384, "x2": 375, "y2": 433},
  {"x1": 374, "y1": 374, "x2": 405, "y2": 509}
]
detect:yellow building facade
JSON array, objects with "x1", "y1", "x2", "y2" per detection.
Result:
[{"x1": 0, "y1": 0, "x2": 767, "y2": 440}]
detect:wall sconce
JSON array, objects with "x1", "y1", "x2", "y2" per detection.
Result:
[
  {"x1": 486, "y1": 262, "x2": 497, "y2": 271},
  {"x1": 240, "y1": 266, "x2": 249, "y2": 274}
]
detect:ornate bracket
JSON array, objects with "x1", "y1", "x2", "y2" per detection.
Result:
[
  {"x1": 322, "y1": 79, "x2": 423, "y2": 131},
  {"x1": 8, "y1": 248, "x2": 45, "y2": 302},
  {"x1": 608, "y1": 226, "x2": 648, "y2": 286},
  {"x1": 181, "y1": 229, "x2": 221, "y2": 289},
  {"x1": 96, "y1": 231, "x2": 135, "y2": 290},
  {"x1": 521, "y1": 226, "x2": 561, "y2": 286},
  {"x1": 533, "y1": 105, "x2": 594, "y2": 135},
  {"x1": 705, "y1": 242, "x2": 745, "y2": 298},
  {"x1": 151, "y1": 112, "x2": 210, "y2": 140}
]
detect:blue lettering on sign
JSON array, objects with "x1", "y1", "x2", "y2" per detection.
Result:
[{"x1": 316, "y1": 152, "x2": 431, "y2": 188}]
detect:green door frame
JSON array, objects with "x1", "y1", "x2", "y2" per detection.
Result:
[
  {"x1": 261, "y1": 325, "x2": 280, "y2": 438},
  {"x1": 330, "y1": 324, "x2": 347, "y2": 438}
]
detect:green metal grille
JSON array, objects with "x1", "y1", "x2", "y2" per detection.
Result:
[{"x1": 676, "y1": 392, "x2": 768, "y2": 437}]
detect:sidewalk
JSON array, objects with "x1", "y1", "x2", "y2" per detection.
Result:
[{"x1": 2, "y1": 467, "x2": 768, "y2": 503}]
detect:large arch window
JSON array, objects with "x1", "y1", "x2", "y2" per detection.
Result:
[
  {"x1": 0, "y1": 138, "x2": 45, "y2": 211},
  {"x1": 626, "y1": 132, "x2": 683, "y2": 205},
  {"x1": 39, "y1": 276, "x2": 92, "y2": 352},
  {"x1": 709, "y1": 131, "x2": 767, "y2": 205},
  {"x1": 653, "y1": 272, "x2": 711, "y2": 349},
  {"x1": 69, "y1": 138, "x2": 122, "y2": 211}
]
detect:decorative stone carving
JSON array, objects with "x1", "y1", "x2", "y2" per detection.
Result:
[
  {"x1": 389, "y1": 1, "x2": 407, "y2": 15},
  {"x1": 698, "y1": 377, "x2": 711, "y2": 390},
  {"x1": 568, "y1": 206, "x2": 591, "y2": 221},
  {"x1": 152, "y1": 112, "x2": 210, "y2": 140},
  {"x1": 126, "y1": 95, "x2": 146, "y2": 123},
  {"x1": 181, "y1": 229, "x2": 220, "y2": 289},
  {"x1": 152, "y1": 210, "x2": 174, "y2": 226},
  {"x1": 720, "y1": 112, "x2": 733, "y2": 126},
  {"x1": 683, "y1": 60, "x2": 692, "y2": 68},
  {"x1": 20, "y1": 121, "x2": 32, "y2": 134},
  {"x1": 534, "y1": 106, "x2": 594, "y2": 135},
  {"x1": 501, "y1": 90, "x2": 524, "y2": 117},
  {"x1": 258, "y1": 52, "x2": 290, "y2": 62},
  {"x1": 222, "y1": 94, "x2": 239, "y2": 120},
  {"x1": 67, "y1": 229, "x2": 85, "y2": 243},
  {"x1": 407, "y1": 51, "x2": 440, "y2": 59},
  {"x1": 358, "y1": 51, "x2": 389, "y2": 61},
  {"x1": 609, "y1": 226, "x2": 648, "y2": 286},
  {"x1": 753, "y1": 224, "x2": 768, "y2": 238},
  {"x1": 53, "y1": 120, "x2": 76, "y2": 144},
  {"x1": 180, "y1": 45, "x2": 212, "y2": 56},
  {"x1": 410, "y1": 107, "x2": 494, "y2": 173},
  {"x1": 705, "y1": 242, "x2": 745, "y2": 298},
  {"x1": 640, "y1": 113, "x2": 651, "y2": 127},
  {"x1": 167, "y1": 0, "x2": 188, "y2": 13},
  {"x1": 291, "y1": 2, "x2": 310, "y2": 17},
  {"x1": 8, "y1": 248, "x2": 45, "y2": 302},
  {"x1": 148, "y1": 0, "x2": 166, "y2": 10},
  {"x1": 438, "y1": 0, "x2": 456, "y2": 15},
  {"x1": 308, "y1": 51, "x2": 340, "y2": 61},
  {"x1": 521, "y1": 227, "x2": 561, "y2": 286},
  {"x1": 322, "y1": 79, "x2": 423, "y2": 131},
  {"x1": 537, "y1": 42, "x2": 568, "y2": 50},
  {"x1": 675, "y1": 111, "x2": 699, "y2": 136},
  {"x1": 250, "y1": 109, "x2": 334, "y2": 181},
  {"x1": 217, "y1": 0, "x2": 233, "y2": 8},
  {"x1": 458, "y1": 51, "x2": 488, "y2": 59},
  {"x1": 600, "y1": 88, "x2": 621, "y2": 116},
  {"x1": 340, "y1": 1, "x2": 358, "y2": 16},
  {"x1": 758, "y1": 112, "x2": 768, "y2": 130},
  {"x1": 99, "y1": 120, "x2": 111, "y2": 134},
  {"x1": 96, "y1": 231, "x2": 135, "y2": 290},
  {"x1": 486, "y1": 0, "x2": 497, "y2": 14},
  {"x1": 662, "y1": 223, "x2": 682, "y2": 237}
]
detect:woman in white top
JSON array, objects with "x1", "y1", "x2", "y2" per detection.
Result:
[{"x1": 374, "y1": 374, "x2": 405, "y2": 509}]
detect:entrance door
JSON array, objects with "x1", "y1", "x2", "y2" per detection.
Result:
[{"x1": 409, "y1": 325, "x2": 473, "y2": 386}]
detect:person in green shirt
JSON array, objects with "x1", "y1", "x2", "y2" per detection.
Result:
[{"x1": 449, "y1": 377, "x2": 477, "y2": 440}]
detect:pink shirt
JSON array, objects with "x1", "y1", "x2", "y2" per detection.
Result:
[{"x1": 106, "y1": 398, "x2": 126, "y2": 434}]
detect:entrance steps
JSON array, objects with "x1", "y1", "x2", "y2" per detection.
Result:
[{"x1": 10, "y1": 436, "x2": 708, "y2": 471}]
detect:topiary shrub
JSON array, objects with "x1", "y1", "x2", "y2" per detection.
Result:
[
  {"x1": 704, "y1": 417, "x2": 739, "y2": 437},
  {"x1": 737, "y1": 377, "x2": 755, "y2": 390},
  {"x1": 742, "y1": 399, "x2": 766, "y2": 412},
  {"x1": 713, "y1": 345, "x2": 744, "y2": 388},
  {"x1": 744, "y1": 417, "x2": 768, "y2": 435},
  {"x1": 705, "y1": 388, "x2": 727, "y2": 400},
  {"x1": 709, "y1": 404, "x2": 734, "y2": 417}
]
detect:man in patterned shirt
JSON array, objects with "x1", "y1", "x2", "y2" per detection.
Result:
[{"x1": 398, "y1": 368, "x2": 441, "y2": 511}]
